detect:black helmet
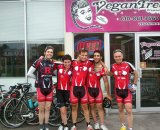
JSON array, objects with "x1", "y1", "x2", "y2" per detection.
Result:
[{"x1": 103, "y1": 97, "x2": 111, "y2": 108}]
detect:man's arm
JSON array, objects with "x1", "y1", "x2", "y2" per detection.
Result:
[
  {"x1": 100, "y1": 61, "x2": 109, "y2": 73},
  {"x1": 106, "y1": 71, "x2": 113, "y2": 76},
  {"x1": 102, "y1": 76, "x2": 112, "y2": 100}
]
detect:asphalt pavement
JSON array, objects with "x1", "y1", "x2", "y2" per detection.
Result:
[{"x1": 1, "y1": 112, "x2": 160, "y2": 130}]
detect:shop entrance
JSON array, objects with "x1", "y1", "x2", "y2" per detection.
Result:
[
  {"x1": 109, "y1": 33, "x2": 136, "y2": 109},
  {"x1": 136, "y1": 33, "x2": 160, "y2": 111}
]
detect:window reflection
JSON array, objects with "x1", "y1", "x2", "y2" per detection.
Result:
[
  {"x1": 141, "y1": 70, "x2": 160, "y2": 107},
  {"x1": 27, "y1": 42, "x2": 64, "y2": 69},
  {"x1": 139, "y1": 36, "x2": 160, "y2": 68},
  {"x1": 0, "y1": 42, "x2": 25, "y2": 77}
]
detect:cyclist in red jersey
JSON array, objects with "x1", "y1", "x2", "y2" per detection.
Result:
[
  {"x1": 27, "y1": 46, "x2": 56, "y2": 130},
  {"x1": 55, "y1": 54, "x2": 72, "y2": 130},
  {"x1": 109, "y1": 49, "x2": 138, "y2": 130},
  {"x1": 70, "y1": 48, "x2": 93, "y2": 130},
  {"x1": 87, "y1": 50, "x2": 112, "y2": 130}
]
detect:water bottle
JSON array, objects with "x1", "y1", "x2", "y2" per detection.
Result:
[
  {"x1": 34, "y1": 101, "x2": 38, "y2": 107},
  {"x1": 128, "y1": 84, "x2": 136, "y2": 95},
  {"x1": 28, "y1": 99, "x2": 33, "y2": 109}
]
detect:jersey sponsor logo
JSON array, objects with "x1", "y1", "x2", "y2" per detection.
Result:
[{"x1": 44, "y1": 67, "x2": 51, "y2": 74}]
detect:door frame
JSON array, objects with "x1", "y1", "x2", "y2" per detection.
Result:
[
  {"x1": 135, "y1": 32, "x2": 160, "y2": 112},
  {"x1": 107, "y1": 32, "x2": 138, "y2": 113}
]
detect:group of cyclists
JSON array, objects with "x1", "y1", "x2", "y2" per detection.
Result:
[{"x1": 27, "y1": 46, "x2": 138, "y2": 130}]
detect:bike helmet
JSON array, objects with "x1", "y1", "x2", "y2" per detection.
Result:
[{"x1": 103, "y1": 97, "x2": 112, "y2": 108}]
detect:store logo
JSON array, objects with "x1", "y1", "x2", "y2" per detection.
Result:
[
  {"x1": 71, "y1": 0, "x2": 102, "y2": 29},
  {"x1": 92, "y1": 0, "x2": 160, "y2": 14}
]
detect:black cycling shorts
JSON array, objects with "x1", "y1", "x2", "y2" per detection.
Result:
[
  {"x1": 88, "y1": 87, "x2": 99, "y2": 98},
  {"x1": 116, "y1": 88, "x2": 128, "y2": 99},
  {"x1": 56, "y1": 89, "x2": 70, "y2": 108},
  {"x1": 73, "y1": 86, "x2": 85, "y2": 99}
]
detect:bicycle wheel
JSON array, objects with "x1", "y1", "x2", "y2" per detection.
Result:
[
  {"x1": 0, "y1": 99, "x2": 15, "y2": 128},
  {"x1": 48, "y1": 102, "x2": 61, "y2": 126},
  {"x1": 4, "y1": 98, "x2": 29, "y2": 128},
  {"x1": 27, "y1": 106, "x2": 39, "y2": 125}
]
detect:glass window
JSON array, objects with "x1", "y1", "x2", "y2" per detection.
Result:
[
  {"x1": 26, "y1": 1, "x2": 64, "y2": 40},
  {"x1": 26, "y1": 1, "x2": 64, "y2": 68},
  {"x1": 27, "y1": 40, "x2": 64, "y2": 69},
  {"x1": 0, "y1": 2, "x2": 25, "y2": 77},
  {"x1": 139, "y1": 36, "x2": 160, "y2": 68},
  {"x1": 74, "y1": 33, "x2": 104, "y2": 59},
  {"x1": 110, "y1": 34, "x2": 135, "y2": 65},
  {"x1": 141, "y1": 70, "x2": 160, "y2": 107}
]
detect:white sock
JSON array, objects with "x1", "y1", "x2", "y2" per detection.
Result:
[{"x1": 122, "y1": 123, "x2": 126, "y2": 126}]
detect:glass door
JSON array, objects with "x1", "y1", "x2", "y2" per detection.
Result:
[
  {"x1": 136, "y1": 33, "x2": 160, "y2": 111},
  {"x1": 109, "y1": 33, "x2": 136, "y2": 109}
]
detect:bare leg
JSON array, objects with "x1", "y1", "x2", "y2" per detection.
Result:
[
  {"x1": 38, "y1": 102, "x2": 45, "y2": 125},
  {"x1": 90, "y1": 103, "x2": 97, "y2": 123},
  {"x1": 118, "y1": 103, "x2": 126, "y2": 125},
  {"x1": 96, "y1": 103, "x2": 105, "y2": 124},
  {"x1": 125, "y1": 103, "x2": 133, "y2": 129},
  {"x1": 71, "y1": 103, "x2": 78, "y2": 124},
  {"x1": 44, "y1": 101, "x2": 52, "y2": 124},
  {"x1": 81, "y1": 103, "x2": 90, "y2": 123},
  {"x1": 60, "y1": 106, "x2": 68, "y2": 125}
]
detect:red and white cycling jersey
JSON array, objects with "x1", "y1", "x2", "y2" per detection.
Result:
[
  {"x1": 111, "y1": 61, "x2": 135, "y2": 89},
  {"x1": 87, "y1": 64, "x2": 105, "y2": 88},
  {"x1": 57, "y1": 65, "x2": 72, "y2": 90},
  {"x1": 71, "y1": 60, "x2": 92, "y2": 87}
]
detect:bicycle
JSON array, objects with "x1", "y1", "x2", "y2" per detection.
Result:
[
  {"x1": 0, "y1": 84, "x2": 21, "y2": 128},
  {"x1": 3, "y1": 83, "x2": 39, "y2": 128}
]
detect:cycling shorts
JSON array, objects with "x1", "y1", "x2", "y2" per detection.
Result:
[
  {"x1": 88, "y1": 87, "x2": 103, "y2": 104},
  {"x1": 115, "y1": 88, "x2": 132, "y2": 104},
  {"x1": 37, "y1": 88, "x2": 53, "y2": 102},
  {"x1": 56, "y1": 89, "x2": 70, "y2": 108},
  {"x1": 70, "y1": 86, "x2": 88, "y2": 104}
]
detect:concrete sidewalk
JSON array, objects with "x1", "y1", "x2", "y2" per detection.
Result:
[{"x1": 0, "y1": 113, "x2": 159, "y2": 130}]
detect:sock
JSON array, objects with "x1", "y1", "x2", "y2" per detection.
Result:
[
  {"x1": 122, "y1": 123, "x2": 126, "y2": 126},
  {"x1": 39, "y1": 124, "x2": 43, "y2": 130},
  {"x1": 73, "y1": 123, "x2": 77, "y2": 127},
  {"x1": 129, "y1": 128, "x2": 132, "y2": 130},
  {"x1": 45, "y1": 123, "x2": 49, "y2": 129},
  {"x1": 64, "y1": 124, "x2": 68, "y2": 127},
  {"x1": 86, "y1": 122, "x2": 90, "y2": 127}
]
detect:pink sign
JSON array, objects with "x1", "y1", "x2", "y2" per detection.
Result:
[{"x1": 65, "y1": 0, "x2": 160, "y2": 32}]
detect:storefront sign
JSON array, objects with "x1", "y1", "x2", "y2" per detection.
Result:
[
  {"x1": 140, "y1": 41, "x2": 160, "y2": 60},
  {"x1": 74, "y1": 37, "x2": 104, "y2": 56},
  {"x1": 65, "y1": 0, "x2": 160, "y2": 32}
]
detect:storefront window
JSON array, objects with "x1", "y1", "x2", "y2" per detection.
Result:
[
  {"x1": 139, "y1": 36, "x2": 160, "y2": 107},
  {"x1": 141, "y1": 70, "x2": 160, "y2": 107},
  {"x1": 0, "y1": 2, "x2": 25, "y2": 77},
  {"x1": 140, "y1": 36, "x2": 160, "y2": 68},
  {"x1": 74, "y1": 33, "x2": 104, "y2": 59},
  {"x1": 26, "y1": 1, "x2": 64, "y2": 69},
  {"x1": 0, "y1": 43, "x2": 25, "y2": 77},
  {"x1": 27, "y1": 40, "x2": 64, "y2": 69}
]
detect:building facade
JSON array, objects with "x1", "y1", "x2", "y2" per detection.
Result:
[{"x1": 0, "y1": 0, "x2": 160, "y2": 112}]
